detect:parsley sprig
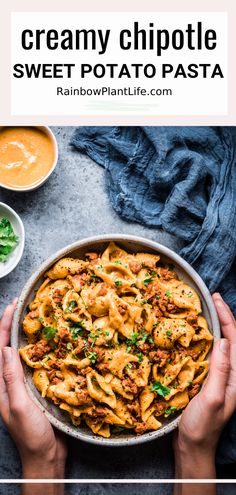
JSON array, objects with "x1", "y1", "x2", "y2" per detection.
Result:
[
  {"x1": 43, "y1": 326, "x2": 57, "y2": 341},
  {"x1": 150, "y1": 381, "x2": 171, "y2": 397}
]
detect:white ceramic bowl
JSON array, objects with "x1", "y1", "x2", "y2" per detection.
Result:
[
  {"x1": 11, "y1": 234, "x2": 220, "y2": 446},
  {"x1": 0, "y1": 202, "x2": 25, "y2": 278},
  {"x1": 0, "y1": 126, "x2": 58, "y2": 192}
]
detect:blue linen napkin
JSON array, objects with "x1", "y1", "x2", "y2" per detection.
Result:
[{"x1": 71, "y1": 126, "x2": 236, "y2": 463}]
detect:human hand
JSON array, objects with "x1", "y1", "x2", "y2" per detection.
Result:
[
  {"x1": 173, "y1": 293, "x2": 236, "y2": 492},
  {"x1": 0, "y1": 301, "x2": 67, "y2": 493}
]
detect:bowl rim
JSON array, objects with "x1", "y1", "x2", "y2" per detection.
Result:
[
  {"x1": 11, "y1": 234, "x2": 220, "y2": 446},
  {"x1": 0, "y1": 202, "x2": 25, "y2": 278},
  {"x1": 0, "y1": 126, "x2": 58, "y2": 192}
]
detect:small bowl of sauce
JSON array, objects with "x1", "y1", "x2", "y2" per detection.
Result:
[{"x1": 0, "y1": 126, "x2": 58, "y2": 191}]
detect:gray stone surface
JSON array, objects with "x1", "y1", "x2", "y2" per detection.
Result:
[{"x1": 0, "y1": 127, "x2": 234, "y2": 494}]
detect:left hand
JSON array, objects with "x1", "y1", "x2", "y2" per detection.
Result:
[{"x1": 0, "y1": 300, "x2": 68, "y2": 485}]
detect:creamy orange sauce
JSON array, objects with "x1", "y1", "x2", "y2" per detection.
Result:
[{"x1": 0, "y1": 127, "x2": 55, "y2": 189}]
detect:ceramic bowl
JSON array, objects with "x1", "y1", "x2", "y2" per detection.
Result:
[
  {"x1": 11, "y1": 234, "x2": 220, "y2": 446},
  {"x1": 0, "y1": 202, "x2": 25, "y2": 278},
  {"x1": 0, "y1": 126, "x2": 58, "y2": 192}
]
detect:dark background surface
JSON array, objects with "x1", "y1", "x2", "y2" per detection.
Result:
[{"x1": 0, "y1": 127, "x2": 235, "y2": 494}]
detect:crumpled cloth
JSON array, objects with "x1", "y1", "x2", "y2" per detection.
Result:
[{"x1": 71, "y1": 126, "x2": 236, "y2": 463}]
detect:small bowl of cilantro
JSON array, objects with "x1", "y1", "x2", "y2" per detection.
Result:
[{"x1": 0, "y1": 202, "x2": 25, "y2": 278}]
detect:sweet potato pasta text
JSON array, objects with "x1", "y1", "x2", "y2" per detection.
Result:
[{"x1": 20, "y1": 243, "x2": 213, "y2": 437}]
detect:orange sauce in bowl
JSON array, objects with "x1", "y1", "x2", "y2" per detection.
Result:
[{"x1": 0, "y1": 127, "x2": 55, "y2": 189}]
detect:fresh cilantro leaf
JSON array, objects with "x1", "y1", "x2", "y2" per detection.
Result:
[
  {"x1": 88, "y1": 333, "x2": 97, "y2": 347},
  {"x1": 165, "y1": 290, "x2": 172, "y2": 298},
  {"x1": 141, "y1": 331, "x2": 148, "y2": 342},
  {"x1": 150, "y1": 381, "x2": 171, "y2": 397},
  {"x1": 126, "y1": 332, "x2": 140, "y2": 351},
  {"x1": 166, "y1": 330, "x2": 172, "y2": 337},
  {"x1": 115, "y1": 279, "x2": 123, "y2": 286},
  {"x1": 43, "y1": 326, "x2": 57, "y2": 340},
  {"x1": 112, "y1": 426, "x2": 127, "y2": 434},
  {"x1": 70, "y1": 321, "x2": 84, "y2": 339},
  {"x1": 0, "y1": 218, "x2": 19, "y2": 263},
  {"x1": 91, "y1": 274, "x2": 101, "y2": 283},
  {"x1": 68, "y1": 300, "x2": 77, "y2": 311},
  {"x1": 143, "y1": 277, "x2": 153, "y2": 286},
  {"x1": 87, "y1": 351, "x2": 97, "y2": 364},
  {"x1": 137, "y1": 352, "x2": 143, "y2": 363},
  {"x1": 125, "y1": 363, "x2": 132, "y2": 370},
  {"x1": 164, "y1": 406, "x2": 177, "y2": 418}
]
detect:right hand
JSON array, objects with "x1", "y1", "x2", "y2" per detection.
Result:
[
  {"x1": 173, "y1": 292, "x2": 236, "y2": 484},
  {"x1": 176, "y1": 293, "x2": 236, "y2": 456}
]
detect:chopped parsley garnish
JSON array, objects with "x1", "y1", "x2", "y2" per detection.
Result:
[
  {"x1": 0, "y1": 218, "x2": 19, "y2": 263},
  {"x1": 125, "y1": 363, "x2": 132, "y2": 370},
  {"x1": 65, "y1": 300, "x2": 77, "y2": 313},
  {"x1": 150, "y1": 381, "x2": 171, "y2": 397},
  {"x1": 91, "y1": 274, "x2": 101, "y2": 283},
  {"x1": 166, "y1": 330, "x2": 172, "y2": 337},
  {"x1": 88, "y1": 333, "x2": 97, "y2": 347},
  {"x1": 43, "y1": 326, "x2": 57, "y2": 341},
  {"x1": 137, "y1": 352, "x2": 143, "y2": 363},
  {"x1": 70, "y1": 321, "x2": 84, "y2": 339},
  {"x1": 113, "y1": 260, "x2": 122, "y2": 265},
  {"x1": 143, "y1": 277, "x2": 153, "y2": 286},
  {"x1": 87, "y1": 351, "x2": 97, "y2": 364},
  {"x1": 140, "y1": 299, "x2": 147, "y2": 305},
  {"x1": 112, "y1": 426, "x2": 127, "y2": 434},
  {"x1": 154, "y1": 293, "x2": 160, "y2": 300},
  {"x1": 187, "y1": 292, "x2": 193, "y2": 298},
  {"x1": 66, "y1": 342, "x2": 72, "y2": 352},
  {"x1": 148, "y1": 336, "x2": 154, "y2": 344},
  {"x1": 165, "y1": 291, "x2": 172, "y2": 298},
  {"x1": 164, "y1": 406, "x2": 177, "y2": 418},
  {"x1": 126, "y1": 332, "x2": 140, "y2": 352},
  {"x1": 115, "y1": 279, "x2": 123, "y2": 286},
  {"x1": 38, "y1": 316, "x2": 44, "y2": 323},
  {"x1": 141, "y1": 331, "x2": 148, "y2": 342}
]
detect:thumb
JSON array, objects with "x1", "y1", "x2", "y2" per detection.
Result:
[
  {"x1": 2, "y1": 347, "x2": 30, "y2": 414},
  {"x1": 203, "y1": 339, "x2": 230, "y2": 407}
]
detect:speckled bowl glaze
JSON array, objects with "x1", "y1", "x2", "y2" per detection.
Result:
[{"x1": 11, "y1": 234, "x2": 220, "y2": 446}]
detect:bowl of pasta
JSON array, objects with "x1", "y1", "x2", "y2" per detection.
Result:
[{"x1": 11, "y1": 235, "x2": 220, "y2": 446}]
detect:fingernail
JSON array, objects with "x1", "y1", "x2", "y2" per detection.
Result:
[
  {"x1": 3, "y1": 347, "x2": 13, "y2": 363},
  {"x1": 213, "y1": 292, "x2": 222, "y2": 299},
  {"x1": 220, "y1": 339, "x2": 229, "y2": 354}
]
